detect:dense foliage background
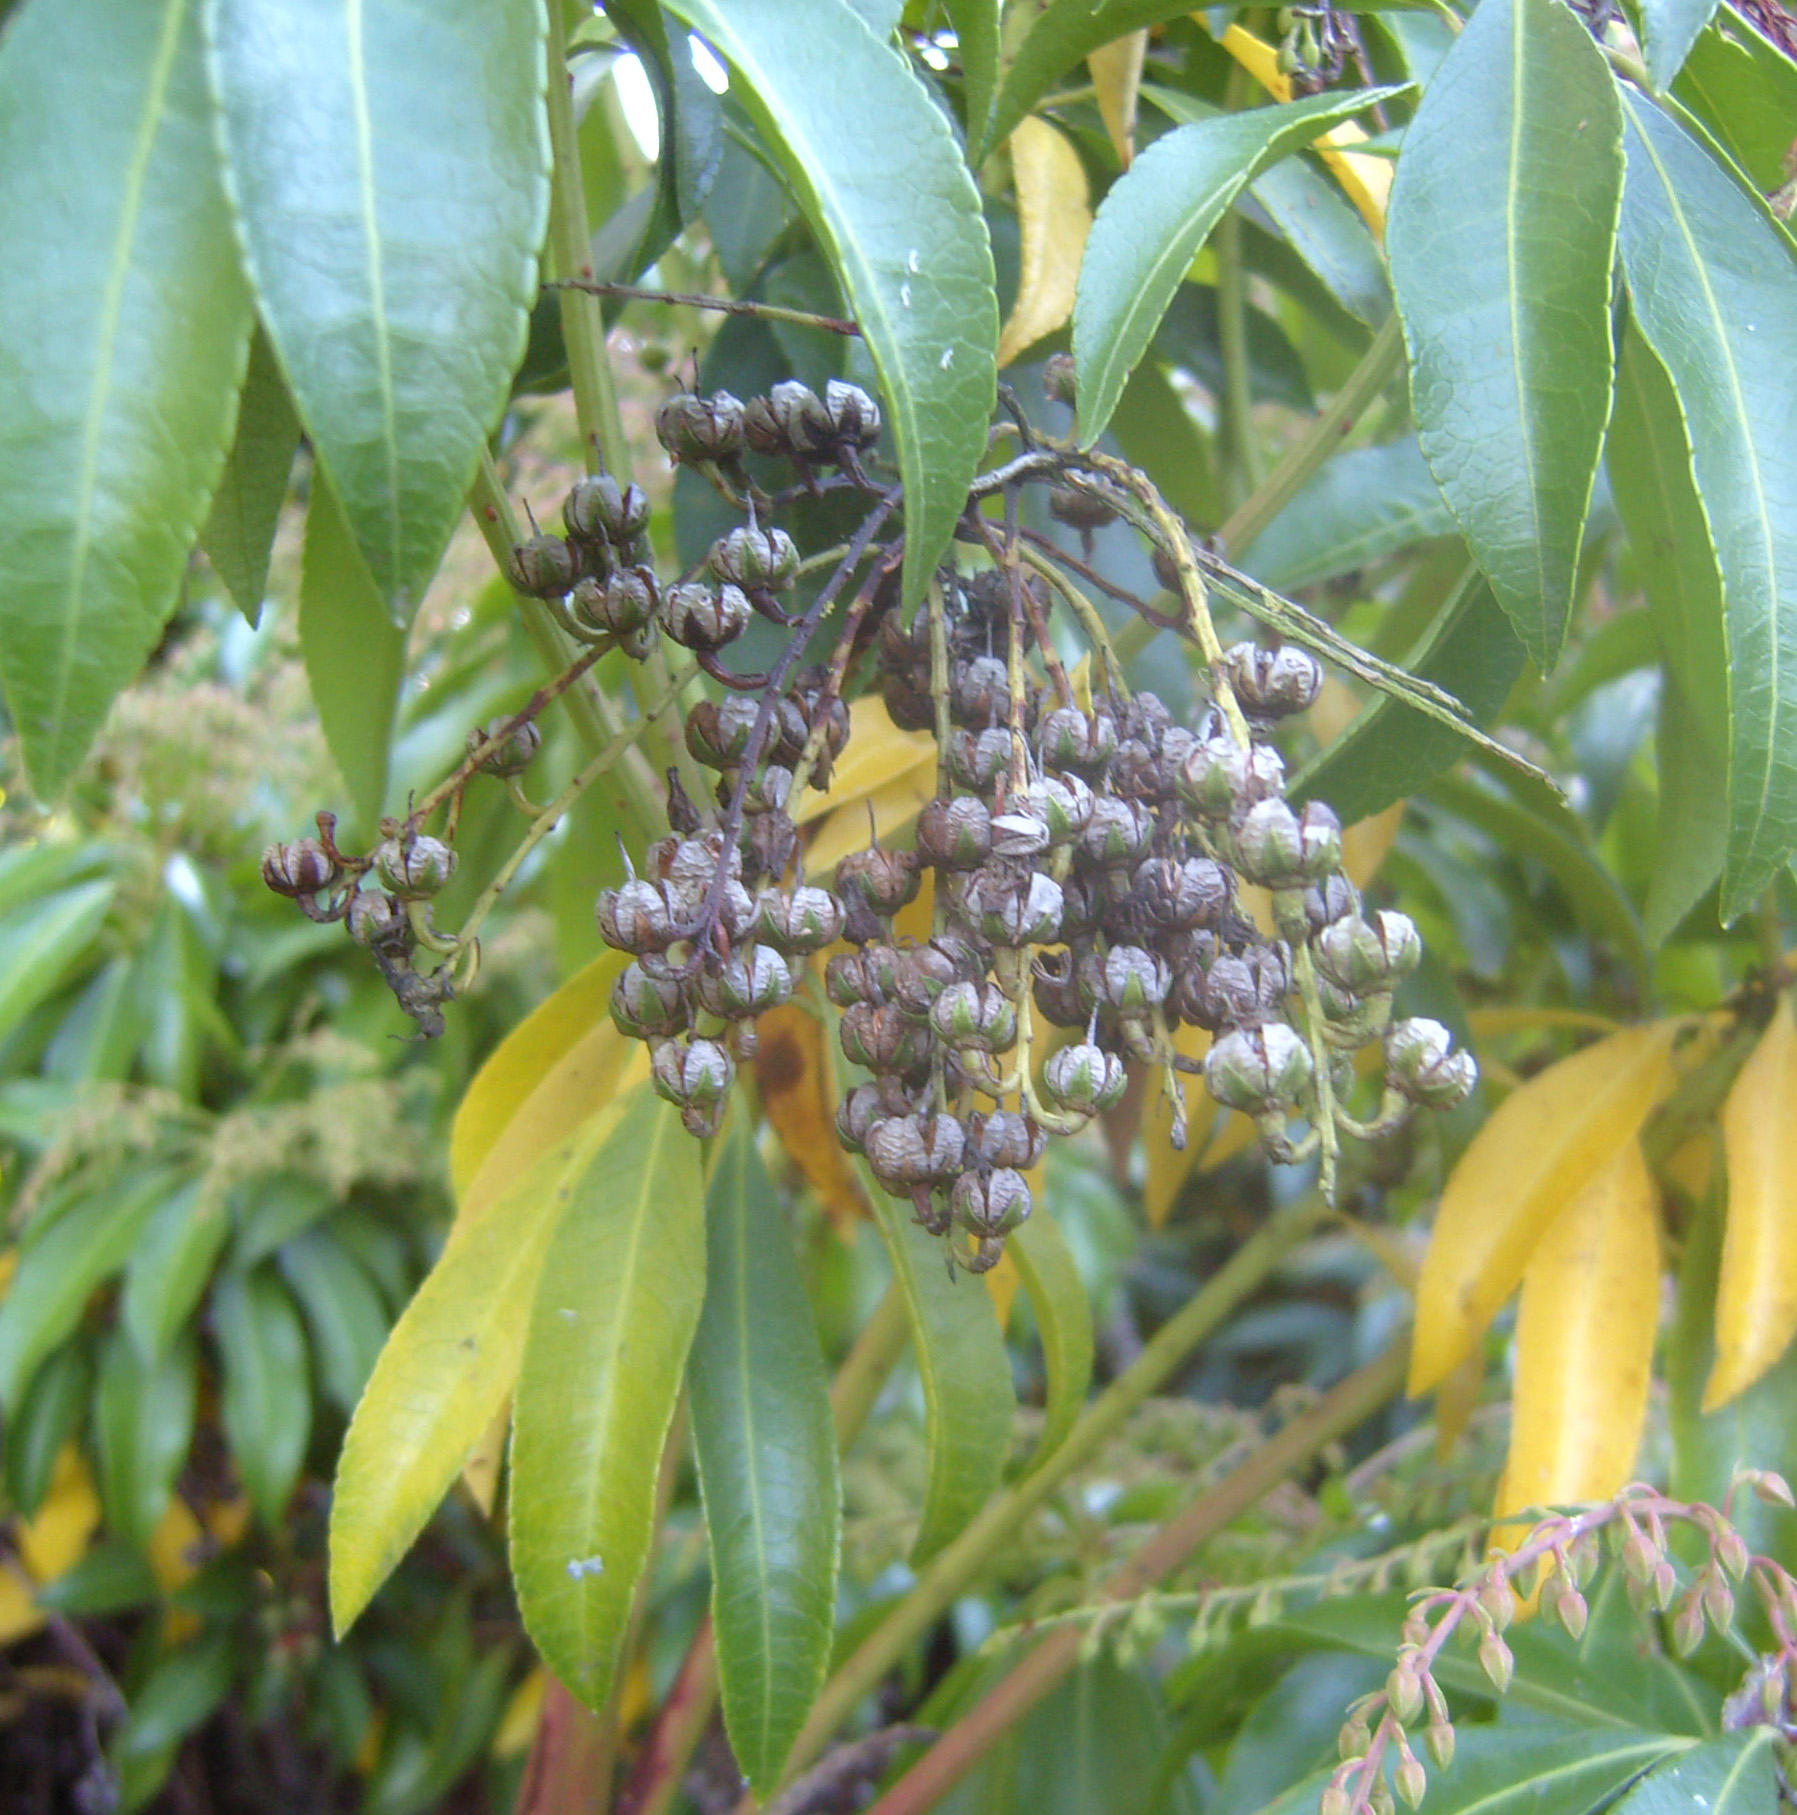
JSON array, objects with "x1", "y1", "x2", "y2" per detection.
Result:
[{"x1": 2, "y1": 1, "x2": 1797, "y2": 1813}]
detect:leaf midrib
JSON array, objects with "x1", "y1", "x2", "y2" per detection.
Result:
[
  {"x1": 53, "y1": 0, "x2": 187, "y2": 756},
  {"x1": 1625, "y1": 97, "x2": 1782, "y2": 867}
]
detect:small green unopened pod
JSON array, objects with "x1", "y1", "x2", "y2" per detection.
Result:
[
  {"x1": 1041, "y1": 1041, "x2": 1127, "y2": 1117},
  {"x1": 655, "y1": 390, "x2": 744, "y2": 462},
  {"x1": 565, "y1": 474, "x2": 650, "y2": 545},
  {"x1": 1384, "y1": 1017, "x2": 1477, "y2": 1109},
  {"x1": 930, "y1": 980, "x2": 1016, "y2": 1053},
  {"x1": 709, "y1": 523, "x2": 799, "y2": 590},
  {"x1": 951, "y1": 1167, "x2": 1032, "y2": 1237},
  {"x1": 506, "y1": 532, "x2": 579, "y2": 598},
  {"x1": 468, "y1": 717, "x2": 542, "y2": 778},
  {"x1": 663, "y1": 580, "x2": 750, "y2": 650}
]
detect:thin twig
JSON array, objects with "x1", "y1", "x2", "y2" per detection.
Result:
[{"x1": 545, "y1": 277, "x2": 861, "y2": 338}]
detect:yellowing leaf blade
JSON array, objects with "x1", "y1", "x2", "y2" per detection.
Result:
[
  {"x1": 328, "y1": 1106, "x2": 622, "y2": 1634},
  {"x1": 997, "y1": 117, "x2": 1091, "y2": 367},
  {"x1": 754, "y1": 1002, "x2": 869, "y2": 1233},
  {"x1": 1088, "y1": 32, "x2": 1146, "y2": 168},
  {"x1": 1706, "y1": 998, "x2": 1797, "y2": 1409},
  {"x1": 1410, "y1": 1021, "x2": 1678, "y2": 1393},
  {"x1": 1496, "y1": 1140, "x2": 1659, "y2": 1521}
]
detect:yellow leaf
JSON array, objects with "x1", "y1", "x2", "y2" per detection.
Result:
[
  {"x1": 0, "y1": 1447, "x2": 102, "y2": 1646},
  {"x1": 329, "y1": 1102, "x2": 628, "y2": 1635},
  {"x1": 1494, "y1": 1140, "x2": 1659, "y2": 1525},
  {"x1": 1211, "y1": 22, "x2": 1393, "y2": 236},
  {"x1": 494, "y1": 1666, "x2": 546, "y2": 1759},
  {"x1": 1660, "y1": 1127, "x2": 1716, "y2": 1205},
  {"x1": 997, "y1": 117, "x2": 1092, "y2": 367},
  {"x1": 792, "y1": 694, "x2": 936, "y2": 830},
  {"x1": 1409, "y1": 1020, "x2": 1679, "y2": 1394},
  {"x1": 1466, "y1": 1006, "x2": 1622, "y2": 1040},
  {"x1": 1088, "y1": 31, "x2": 1146, "y2": 167},
  {"x1": 1433, "y1": 1346, "x2": 1485, "y2": 1459},
  {"x1": 450, "y1": 950, "x2": 629, "y2": 1200},
  {"x1": 1706, "y1": 998, "x2": 1797, "y2": 1409},
  {"x1": 462, "y1": 1395, "x2": 511, "y2": 1516},
  {"x1": 983, "y1": 1243, "x2": 1022, "y2": 1330},
  {"x1": 755, "y1": 1002, "x2": 869, "y2": 1234},
  {"x1": 804, "y1": 770, "x2": 940, "y2": 881},
  {"x1": 457, "y1": 990, "x2": 649, "y2": 1232}
]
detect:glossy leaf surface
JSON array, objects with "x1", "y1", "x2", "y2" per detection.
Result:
[
  {"x1": 511, "y1": 1092, "x2": 705, "y2": 1710},
  {"x1": 663, "y1": 0, "x2": 996, "y2": 605},
  {"x1": 208, "y1": 0, "x2": 549, "y2": 613},
  {"x1": 0, "y1": 0, "x2": 252, "y2": 796},
  {"x1": 1410, "y1": 1020, "x2": 1677, "y2": 1391},
  {"x1": 1075, "y1": 88, "x2": 1399, "y2": 443},
  {"x1": 1617, "y1": 90, "x2": 1797, "y2": 918},
  {"x1": 1386, "y1": 0, "x2": 1622, "y2": 669},
  {"x1": 689, "y1": 1117, "x2": 839, "y2": 1795},
  {"x1": 199, "y1": 325, "x2": 298, "y2": 626}
]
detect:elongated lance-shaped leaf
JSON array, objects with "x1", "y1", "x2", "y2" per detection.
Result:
[
  {"x1": 511, "y1": 1091, "x2": 706, "y2": 1711},
  {"x1": 95, "y1": 1329, "x2": 197, "y2": 1552},
  {"x1": 1074, "y1": 88, "x2": 1403, "y2": 443},
  {"x1": 1612, "y1": 1732, "x2": 1777, "y2": 1814},
  {"x1": 213, "y1": 1267, "x2": 311, "y2": 1526},
  {"x1": 1495, "y1": 1140, "x2": 1658, "y2": 1527},
  {"x1": 1386, "y1": 0, "x2": 1623, "y2": 670},
  {"x1": 200, "y1": 325, "x2": 298, "y2": 627},
  {"x1": 997, "y1": 116, "x2": 1091, "y2": 368},
  {"x1": 1410, "y1": 1021, "x2": 1677, "y2": 1392},
  {"x1": 868, "y1": 1191, "x2": 1014, "y2": 1564},
  {"x1": 207, "y1": 0, "x2": 550, "y2": 617},
  {"x1": 689, "y1": 1116, "x2": 839, "y2": 1796},
  {"x1": 1006, "y1": 1207, "x2": 1093, "y2": 1475},
  {"x1": 661, "y1": 0, "x2": 996, "y2": 608},
  {"x1": 1617, "y1": 91, "x2": 1797, "y2": 919},
  {"x1": 1638, "y1": 0, "x2": 1722, "y2": 91},
  {"x1": 0, "y1": 0, "x2": 252, "y2": 798},
  {"x1": 945, "y1": 0, "x2": 1001, "y2": 157},
  {"x1": 329, "y1": 1107, "x2": 622, "y2": 1635},
  {"x1": 0, "y1": 881, "x2": 115, "y2": 1048},
  {"x1": 299, "y1": 465, "x2": 405, "y2": 834}
]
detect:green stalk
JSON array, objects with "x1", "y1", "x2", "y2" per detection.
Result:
[
  {"x1": 1215, "y1": 310, "x2": 1404, "y2": 558},
  {"x1": 545, "y1": 0, "x2": 629, "y2": 479},
  {"x1": 769, "y1": 1191, "x2": 1334, "y2": 1794}
]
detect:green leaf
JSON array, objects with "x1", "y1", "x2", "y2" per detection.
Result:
[
  {"x1": 34, "y1": 1540, "x2": 160, "y2": 1618},
  {"x1": 662, "y1": 0, "x2": 997, "y2": 605},
  {"x1": 947, "y1": 0, "x2": 1001, "y2": 156},
  {"x1": 328, "y1": 1112, "x2": 612, "y2": 1635},
  {"x1": 1257, "y1": 1727, "x2": 1690, "y2": 1815},
  {"x1": 1647, "y1": 679, "x2": 1728, "y2": 942},
  {"x1": 1386, "y1": 0, "x2": 1622, "y2": 670},
  {"x1": 688, "y1": 1115, "x2": 839, "y2": 1796},
  {"x1": 1074, "y1": 88, "x2": 1402, "y2": 443},
  {"x1": 1007, "y1": 1207, "x2": 1092, "y2": 1474},
  {"x1": 1430, "y1": 770, "x2": 1650, "y2": 977},
  {"x1": 869, "y1": 1193, "x2": 1014, "y2": 1565},
  {"x1": 212, "y1": 1266, "x2": 311, "y2": 1526},
  {"x1": 122, "y1": 1179, "x2": 227, "y2": 1364},
  {"x1": 0, "y1": 1170, "x2": 168, "y2": 1412},
  {"x1": 4, "y1": 1339, "x2": 92, "y2": 1517},
  {"x1": 114, "y1": 1630, "x2": 236, "y2": 1760},
  {"x1": 1676, "y1": 10, "x2": 1797, "y2": 192},
  {"x1": 1613, "y1": 1724, "x2": 1776, "y2": 1811},
  {"x1": 511, "y1": 1091, "x2": 705, "y2": 1711},
  {"x1": 207, "y1": 0, "x2": 550, "y2": 614},
  {"x1": 199, "y1": 325, "x2": 298, "y2": 626},
  {"x1": 1108, "y1": 363, "x2": 1217, "y2": 530},
  {"x1": 1240, "y1": 439, "x2": 1454, "y2": 594},
  {"x1": 985, "y1": 0, "x2": 1210, "y2": 161},
  {"x1": 1640, "y1": 0, "x2": 1722, "y2": 90},
  {"x1": 1140, "y1": 84, "x2": 1390, "y2": 327},
  {"x1": 278, "y1": 1228, "x2": 391, "y2": 1417},
  {"x1": 1617, "y1": 90, "x2": 1797, "y2": 919},
  {"x1": 300, "y1": 464, "x2": 406, "y2": 832},
  {"x1": 1290, "y1": 567, "x2": 1526, "y2": 824},
  {"x1": 0, "y1": 880, "x2": 114, "y2": 1047},
  {"x1": 95, "y1": 1328, "x2": 196, "y2": 1550},
  {"x1": 0, "y1": 0, "x2": 253, "y2": 797},
  {"x1": 1608, "y1": 329, "x2": 1729, "y2": 760}
]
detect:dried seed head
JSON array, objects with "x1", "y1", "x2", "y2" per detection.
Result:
[
  {"x1": 756, "y1": 885, "x2": 843, "y2": 955},
  {"x1": 1384, "y1": 1018, "x2": 1477, "y2": 1109},
  {"x1": 951, "y1": 1166, "x2": 1032, "y2": 1236},
  {"x1": 565, "y1": 474, "x2": 650, "y2": 545},
  {"x1": 262, "y1": 838, "x2": 338, "y2": 897},
  {"x1": 1048, "y1": 483, "x2": 1118, "y2": 530},
  {"x1": 950, "y1": 653, "x2": 1012, "y2": 728},
  {"x1": 864, "y1": 1112, "x2": 966, "y2": 1188},
  {"x1": 1204, "y1": 1023, "x2": 1313, "y2": 1116},
  {"x1": 1229, "y1": 798, "x2": 1341, "y2": 890},
  {"x1": 824, "y1": 378, "x2": 881, "y2": 448},
  {"x1": 374, "y1": 834, "x2": 456, "y2": 900},
  {"x1": 948, "y1": 725, "x2": 1016, "y2": 793},
  {"x1": 610, "y1": 962, "x2": 688, "y2": 1038},
  {"x1": 710, "y1": 523, "x2": 801, "y2": 591},
  {"x1": 835, "y1": 1079, "x2": 911, "y2": 1153},
  {"x1": 573, "y1": 565, "x2": 661, "y2": 639},
  {"x1": 1217, "y1": 641, "x2": 1324, "y2": 721},
  {"x1": 825, "y1": 944, "x2": 902, "y2": 1009},
  {"x1": 836, "y1": 845, "x2": 921, "y2": 917},
  {"x1": 966, "y1": 1109, "x2": 1045, "y2": 1170},
  {"x1": 930, "y1": 980, "x2": 1017, "y2": 1052},
  {"x1": 663, "y1": 580, "x2": 751, "y2": 650},
  {"x1": 1316, "y1": 911, "x2": 1423, "y2": 994},
  {"x1": 1195, "y1": 947, "x2": 1289, "y2": 1030},
  {"x1": 1176, "y1": 735, "x2": 1286, "y2": 820},
  {"x1": 1026, "y1": 771, "x2": 1095, "y2": 843},
  {"x1": 1137, "y1": 855, "x2": 1233, "y2": 932},
  {"x1": 888, "y1": 940, "x2": 969, "y2": 1017},
  {"x1": 346, "y1": 887, "x2": 406, "y2": 949},
  {"x1": 597, "y1": 877, "x2": 675, "y2": 953},
  {"x1": 916, "y1": 795, "x2": 994, "y2": 869},
  {"x1": 964, "y1": 864, "x2": 1063, "y2": 947},
  {"x1": 839, "y1": 1001, "x2": 933, "y2": 1078},
  {"x1": 1076, "y1": 795, "x2": 1154, "y2": 869},
  {"x1": 655, "y1": 390, "x2": 745, "y2": 462},
  {"x1": 651, "y1": 1033, "x2": 736, "y2": 1113},
  {"x1": 507, "y1": 533, "x2": 580, "y2": 598},
  {"x1": 469, "y1": 717, "x2": 543, "y2": 778},
  {"x1": 1099, "y1": 945, "x2": 1171, "y2": 1014},
  {"x1": 1041, "y1": 1041, "x2": 1128, "y2": 1117},
  {"x1": 695, "y1": 945, "x2": 793, "y2": 1020},
  {"x1": 1037, "y1": 705, "x2": 1118, "y2": 774}
]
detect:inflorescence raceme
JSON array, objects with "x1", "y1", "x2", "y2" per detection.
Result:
[{"x1": 263, "y1": 367, "x2": 1475, "y2": 1270}]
